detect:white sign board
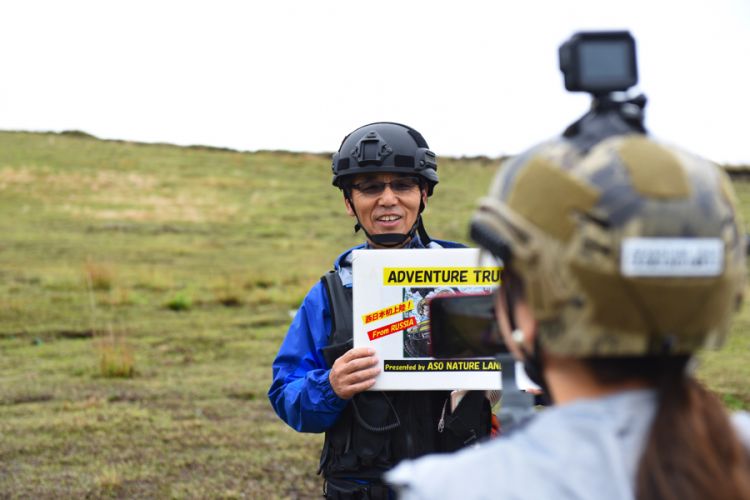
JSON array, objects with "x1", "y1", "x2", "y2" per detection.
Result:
[{"x1": 352, "y1": 248, "x2": 503, "y2": 391}]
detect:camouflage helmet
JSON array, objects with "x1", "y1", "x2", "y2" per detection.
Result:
[{"x1": 471, "y1": 134, "x2": 746, "y2": 357}]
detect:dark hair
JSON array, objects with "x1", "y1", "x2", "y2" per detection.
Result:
[{"x1": 584, "y1": 356, "x2": 750, "y2": 500}]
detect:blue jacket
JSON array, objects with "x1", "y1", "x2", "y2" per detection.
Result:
[{"x1": 268, "y1": 238, "x2": 465, "y2": 433}]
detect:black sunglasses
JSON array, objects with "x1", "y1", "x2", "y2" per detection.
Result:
[{"x1": 350, "y1": 176, "x2": 421, "y2": 197}]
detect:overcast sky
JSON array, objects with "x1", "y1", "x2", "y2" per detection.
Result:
[{"x1": 1, "y1": 0, "x2": 748, "y2": 163}]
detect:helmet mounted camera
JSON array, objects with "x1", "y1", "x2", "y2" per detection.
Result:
[{"x1": 559, "y1": 30, "x2": 648, "y2": 151}]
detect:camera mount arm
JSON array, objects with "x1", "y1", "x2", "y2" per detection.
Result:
[{"x1": 563, "y1": 93, "x2": 648, "y2": 153}]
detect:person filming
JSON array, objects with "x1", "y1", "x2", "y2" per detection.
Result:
[{"x1": 387, "y1": 31, "x2": 750, "y2": 500}]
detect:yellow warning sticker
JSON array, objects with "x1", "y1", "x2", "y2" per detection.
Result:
[
  {"x1": 362, "y1": 299, "x2": 414, "y2": 325},
  {"x1": 383, "y1": 267, "x2": 501, "y2": 286}
]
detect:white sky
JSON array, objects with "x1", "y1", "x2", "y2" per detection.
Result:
[{"x1": 1, "y1": 0, "x2": 748, "y2": 163}]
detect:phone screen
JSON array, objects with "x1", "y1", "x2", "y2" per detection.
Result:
[{"x1": 428, "y1": 293, "x2": 507, "y2": 358}]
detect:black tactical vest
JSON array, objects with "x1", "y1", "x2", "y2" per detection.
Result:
[{"x1": 318, "y1": 271, "x2": 491, "y2": 498}]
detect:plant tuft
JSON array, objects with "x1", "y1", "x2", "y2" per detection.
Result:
[
  {"x1": 166, "y1": 291, "x2": 192, "y2": 311},
  {"x1": 95, "y1": 329, "x2": 135, "y2": 378},
  {"x1": 84, "y1": 260, "x2": 115, "y2": 291}
]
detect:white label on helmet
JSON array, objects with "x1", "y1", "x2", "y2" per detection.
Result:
[{"x1": 621, "y1": 238, "x2": 724, "y2": 277}]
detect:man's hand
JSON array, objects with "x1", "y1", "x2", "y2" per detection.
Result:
[{"x1": 329, "y1": 347, "x2": 380, "y2": 400}]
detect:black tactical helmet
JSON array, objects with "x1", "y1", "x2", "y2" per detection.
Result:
[{"x1": 332, "y1": 122, "x2": 439, "y2": 196}]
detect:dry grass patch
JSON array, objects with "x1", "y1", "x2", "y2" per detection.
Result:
[
  {"x1": 62, "y1": 192, "x2": 239, "y2": 223},
  {"x1": 95, "y1": 465, "x2": 123, "y2": 493},
  {"x1": 94, "y1": 329, "x2": 136, "y2": 378},
  {"x1": 0, "y1": 166, "x2": 36, "y2": 188},
  {"x1": 84, "y1": 260, "x2": 115, "y2": 291},
  {"x1": 0, "y1": 167, "x2": 158, "y2": 191}
]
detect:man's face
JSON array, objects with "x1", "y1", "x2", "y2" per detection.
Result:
[{"x1": 344, "y1": 173, "x2": 428, "y2": 248}]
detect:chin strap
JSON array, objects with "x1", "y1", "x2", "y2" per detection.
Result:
[
  {"x1": 348, "y1": 192, "x2": 430, "y2": 248},
  {"x1": 503, "y1": 273, "x2": 550, "y2": 396},
  {"x1": 415, "y1": 215, "x2": 432, "y2": 246},
  {"x1": 520, "y1": 337, "x2": 551, "y2": 396},
  {"x1": 353, "y1": 218, "x2": 416, "y2": 247},
  {"x1": 500, "y1": 273, "x2": 551, "y2": 422}
]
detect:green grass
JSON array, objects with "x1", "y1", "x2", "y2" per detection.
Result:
[{"x1": 0, "y1": 131, "x2": 748, "y2": 497}]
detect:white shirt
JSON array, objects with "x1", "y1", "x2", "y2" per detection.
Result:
[{"x1": 387, "y1": 389, "x2": 750, "y2": 500}]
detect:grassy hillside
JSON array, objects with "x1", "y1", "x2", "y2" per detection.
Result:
[
  {"x1": 0, "y1": 131, "x2": 748, "y2": 497},
  {"x1": 0, "y1": 131, "x2": 498, "y2": 498}
]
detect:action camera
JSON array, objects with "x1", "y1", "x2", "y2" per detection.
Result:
[{"x1": 559, "y1": 31, "x2": 638, "y2": 95}]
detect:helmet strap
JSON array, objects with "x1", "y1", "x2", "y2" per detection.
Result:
[
  {"x1": 504, "y1": 277, "x2": 551, "y2": 398},
  {"x1": 366, "y1": 218, "x2": 421, "y2": 248},
  {"x1": 415, "y1": 215, "x2": 432, "y2": 246},
  {"x1": 519, "y1": 338, "x2": 551, "y2": 398},
  {"x1": 346, "y1": 192, "x2": 422, "y2": 248}
]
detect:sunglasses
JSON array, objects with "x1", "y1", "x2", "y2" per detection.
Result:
[{"x1": 350, "y1": 176, "x2": 421, "y2": 197}]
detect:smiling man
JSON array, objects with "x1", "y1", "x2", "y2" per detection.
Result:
[
  {"x1": 345, "y1": 173, "x2": 424, "y2": 242},
  {"x1": 268, "y1": 122, "x2": 492, "y2": 499}
]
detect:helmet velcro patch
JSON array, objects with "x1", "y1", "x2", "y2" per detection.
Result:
[
  {"x1": 617, "y1": 137, "x2": 690, "y2": 199},
  {"x1": 506, "y1": 155, "x2": 599, "y2": 242}
]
